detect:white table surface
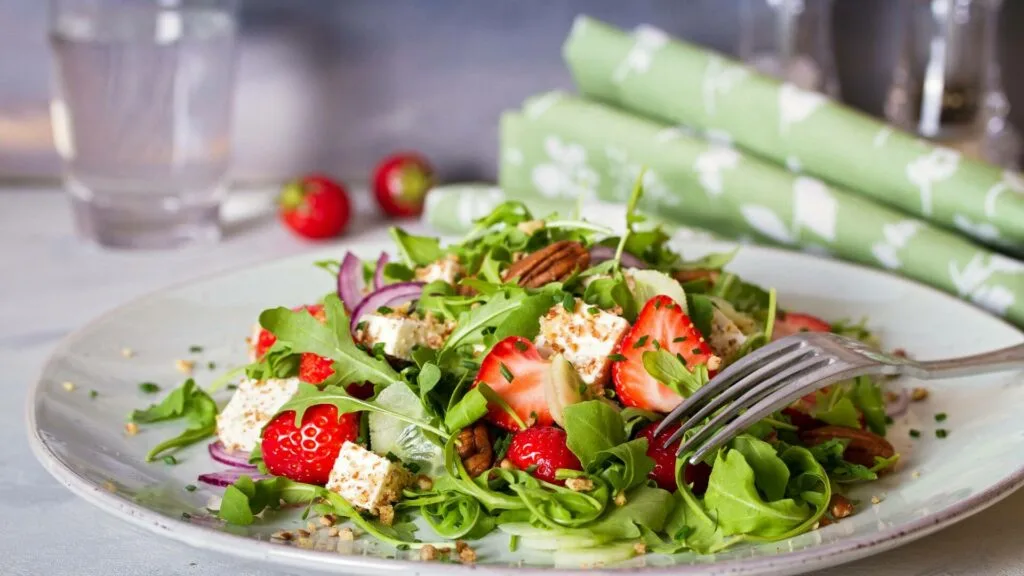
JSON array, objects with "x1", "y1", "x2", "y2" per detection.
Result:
[{"x1": 3, "y1": 187, "x2": 1023, "y2": 576}]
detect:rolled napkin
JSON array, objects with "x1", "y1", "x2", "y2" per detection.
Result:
[
  {"x1": 423, "y1": 92, "x2": 1024, "y2": 327},
  {"x1": 562, "y1": 16, "x2": 1024, "y2": 251}
]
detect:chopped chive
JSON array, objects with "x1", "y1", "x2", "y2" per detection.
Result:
[
  {"x1": 934, "y1": 412, "x2": 947, "y2": 422},
  {"x1": 587, "y1": 306, "x2": 601, "y2": 315},
  {"x1": 676, "y1": 353, "x2": 688, "y2": 366},
  {"x1": 673, "y1": 336, "x2": 686, "y2": 343},
  {"x1": 461, "y1": 359, "x2": 479, "y2": 370},
  {"x1": 185, "y1": 484, "x2": 197, "y2": 492},
  {"x1": 226, "y1": 383, "x2": 238, "y2": 391},
  {"x1": 376, "y1": 306, "x2": 394, "y2": 315},
  {"x1": 88, "y1": 390, "x2": 99, "y2": 399},
  {"x1": 936, "y1": 429, "x2": 948, "y2": 438},
  {"x1": 909, "y1": 429, "x2": 921, "y2": 438},
  {"x1": 188, "y1": 345, "x2": 204, "y2": 353},
  {"x1": 509, "y1": 534, "x2": 519, "y2": 552},
  {"x1": 884, "y1": 415, "x2": 893, "y2": 425},
  {"x1": 356, "y1": 321, "x2": 368, "y2": 332},
  {"x1": 633, "y1": 335, "x2": 649, "y2": 349},
  {"x1": 607, "y1": 353, "x2": 626, "y2": 362},
  {"x1": 513, "y1": 340, "x2": 529, "y2": 352},
  {"x1": 162, "y1": 455, "x2": 178, "y2": 465},
  {"x1": 371, "y1": 342, "x2": 387, "y2": 357},
  {"x1": 652, "y1": 339, "x2": 661, "y2": 350},
  {"x1": 499, "y1": 362, "x2": 514, "y2": 383},
  {"x1": 207, "y1": 361, "x2": 217, "y2": 370},
  {"x1": 691, "y1": 348, "x2": 702, "y2": 355},
  {"x1": 182, "y1": 512, "x2": 192, "y2": 520},
  {"x1": 654, "y1": 299, "x2": 663, "y2": 309},
  {"x1": 562, "y1": 293, "x2": 576, "y2": 312},
  {"x1": 578, "y1": 382, "x2": 588, "y2": 395},
  {"x1": 138, "y1": 382, "x2": 161, "y2": 394}
]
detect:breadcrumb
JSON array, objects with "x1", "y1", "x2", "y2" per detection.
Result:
[
  {"x1": 614, "y1": 492, "x2": 627, "y2": 506},
  {"x1": 337, "y1": 527, "x2": 354, "y2": 541},
  {"x1": 633, "y1": 542, "x2": 647, "y2": 554},
  {"x1": 62, "y1": 381, "x2": 75, "y2": 392},
  {"x1": 121, "y1": 347, "x2": 134, "y2": 358},
  {"x1": 378, "y1": 505, "x2": 395, "y2": 526},
  {"x1": 564, "y1": 477, "x2": 594, "y2": 492},
  {"x1": 910, "y1": 387, "x2": 929, "y2": 401},
  {"x1": 271, "y1": 531, "x2": 293, "y2": 541},
  {"x1": 420, "y1": 544, "x2": 438, "y2": 561},
  {"x1": 124, "y1": 422, "x2": 139, "y2": 436},
  {"x1": 175, "y1": 359, "x2": 196, "y2": 375}
]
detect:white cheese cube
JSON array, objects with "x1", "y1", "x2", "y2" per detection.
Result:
[
  {"x1": 216, "y1": 377, "x2": 301, "y2": 452},
  {"x1": 326, "y1": 441, "x2": 412, "y2": 514},
  {"x1": 535, "y1": 299, "x2": 630, "y2": 389},
  {"x1": 414, "y1": 256, "x2": 463, "y2": 285},
  {"x1": 357, "y1": 313, "x2": 450, "y2": 360}
]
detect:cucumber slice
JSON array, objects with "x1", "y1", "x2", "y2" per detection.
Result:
[{"x1": 368, "y1": 382, "x2": 444, "y2": 476}]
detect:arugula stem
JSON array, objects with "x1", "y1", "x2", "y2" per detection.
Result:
[
  {"x1": 207, "y1": 364, "x2": 246, "y2": 393},
  {"x1": 544, "y1": 220, "x2": 616, "y2": 235}
]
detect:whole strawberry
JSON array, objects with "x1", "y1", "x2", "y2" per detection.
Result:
[
  {"x1": 506, "y1": 425, "x2": 582, "y2": 484},
  {"x1": 372, "y1": 152, "x2": 434, "y2": 218},
  {"x1": 278, "y1": 174, "x2": 351, "y2": 240},
  {"x1": 637, "y1": 420, "x2": 711, "y2": 494},
  {"x1": 261, "y1": 404, "x2": 360, "y2": 485}
]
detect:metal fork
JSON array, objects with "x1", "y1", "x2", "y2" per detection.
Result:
[{"x1": 655, "y1": 332, "x2": 1024, "y2": 464}]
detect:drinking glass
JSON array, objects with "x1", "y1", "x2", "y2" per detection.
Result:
[{"x1": 49, "y1": 0, "x2": 239, "y2": 249}]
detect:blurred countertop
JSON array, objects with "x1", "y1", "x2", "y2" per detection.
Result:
[{"x1": 1, "y1": 186, "x2": 1023, "y2": 576}]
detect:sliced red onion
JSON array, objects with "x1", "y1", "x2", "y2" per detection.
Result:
[
  {"x1": 337, "y1": 252, "x2": 365, "y2": 310},
  {"x1": 207, "y1": 441, "x2": 256, "y2": 470},
  {"x1": 885, "y1": 388, "x2": 910, "y2": 418},
  {"x1": 197, "y1": 469, "x2": 271, "y2": 488},
  {"x1": 349, "y1": 282, "x2": 425, "y2": 332},
  {"x1": 588, "y1": 245, "x2": 647, "y2": 269},
  {"x1": 373, "y1": 252, "x2": 390, "y2": 290}
]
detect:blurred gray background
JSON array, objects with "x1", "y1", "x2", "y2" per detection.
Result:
[{"x1": 2, "y1": 0, "x2": 1023, "y2": 184}]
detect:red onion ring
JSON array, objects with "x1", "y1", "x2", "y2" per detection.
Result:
[
  {"x1": 197, "y1": 470, "x2": 271, "y2": 488},
  {"x1": 373, "y1": 252, "x2": 390, "y2": 290},
  {"x1": 349, "y1": 282, "x2": 425, "y2": 332},
  {"x1": 337, "y1": 252, "x2": 365, "y2": 310},
  {"x1": 207, "y1": 441, "x2": 256, "y2": 470},
  {"x1": 588, "y1": 245, "x2": 648, "y2": 269},
  {"x1": 885, "y1": 388, "x2": 910, "y2": 418}
]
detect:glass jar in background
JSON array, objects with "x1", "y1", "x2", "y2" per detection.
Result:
[
  {"x1": 737, "y1": 0, "x2": 841, "y2": 98},
  {"x1": 49, "y1": 0, "x2": 239, "y2": 249},
  {"x1": 885, "y1": 0, "x2": 1020, "y2": 169}
]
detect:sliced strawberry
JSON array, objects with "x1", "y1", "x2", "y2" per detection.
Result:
[
  {"x1": 637, "y1": 420, "x2": 711, "y2": 494},
  {"x1": 299, "y1": 353, "x2": 335, "y2": 385},
  {"x1": 507, "y1": 426, "x2": 582, "y2": 484},
  {"x1": 252, "y1": 303, "x2": 326, "y2": 360},
  {"x1": 612, "y1": 295, "x2": 717, "y2": 413},
  {"x1": 772, "y1": 311, "x2": 830, "y2": 341},
  {"x1": 473, "y1": 336, "x2": 552, "y2": 431},
  {"x1": 261, "y1": 404, "x2": 360, "y2": 485}
]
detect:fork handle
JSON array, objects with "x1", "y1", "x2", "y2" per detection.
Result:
[{"x1": 915, "y1": 342, "x2": 1024, "y2": 379}]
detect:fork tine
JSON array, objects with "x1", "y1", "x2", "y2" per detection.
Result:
[
  {"x1": 660, "y1": 346, "x2": 815, "y2": 446},
  {"x1": 676, "y1": 356, "x2": 829, "y2": 457},
  {"x1": 688, "y1": 365, "x2": 857, "y2": 464},
  {"x1": 654, "y1": 338, "x2": 804, "y2": 437}
]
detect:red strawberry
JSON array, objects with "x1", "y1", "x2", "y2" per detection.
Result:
[
  {"x1": 772, "y1": 312, "x2": 830, "y2": 341},
  {"x1": 252, "y1": 304, "x2": 326, "y2": 360},
  {"x1": 299, "y1": 353, "x2": 335, "y2": 385},
  {"x1": 372, "y1": 152, "x2": 435, "y2": 218},
  {"x1": 637, "y1": 420, "x2": 712, "y2": 494},
  {"x1": 612, "y1": 295, "x2": 718, "y2": 413},
  {"x1": 261, "y1": 404, "x2": 360, "y2": 485},
  {"x1": 473, "y1": 336, "x2": 552, "y2": 431},
  {"x1": 506, "y1": 426, "x2": 582, "y2": 484},
  {"x1": 278, "y1": 174, "x2": 352, "y2": 240}
]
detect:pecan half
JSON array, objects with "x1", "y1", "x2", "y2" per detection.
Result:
[
  {"x1": 456, "y1": 423, "x2": 493, "y2": 477},
  {"x1": 672, "y1": 269, "x2": 720, "y2": 285},
  {"x1": 800, "y1": 425, "x2": 896, "y2": 469},
  {"x1": 502, "y1": 241, "x2": 589, "y2": 288}
]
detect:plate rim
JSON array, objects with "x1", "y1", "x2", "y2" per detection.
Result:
[{"x1": 26, "y1": 239, "x2": 1024, "y2": 576}]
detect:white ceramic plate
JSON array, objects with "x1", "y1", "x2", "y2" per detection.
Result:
[{"x1": 28, "y1": 239, "x2": 1024, "y2": 576}]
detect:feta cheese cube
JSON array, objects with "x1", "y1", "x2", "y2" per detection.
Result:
[
  {"x1": 535, "y1": 299, "x2": 630, "y2": 388},
  {"x1": 326, "y1": 441, "x2": 412, "y2": 514},
  {"x1": 216, "y1": 377, "x2": 301, "y2": 452},
  {"x1": 357, "y1": 313, "x2": 450, "y2": 360},
  {"x1": 415, "y1": 256, "x2": 463, "y2": 285}
]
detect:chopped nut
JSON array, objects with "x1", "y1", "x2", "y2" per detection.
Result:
[
  {"x1": 378, "y1": 505, "x2": 395, "y2": 526},
  {"x1": 295, "y1": 529, "x2": 311, "y2": 538},
  {"x1": 458, "y1": 423, "x2": 493, "y2": 477},
  {"x1": 818, "y1": 516, "x2": 834, "y2": 527},
  {"x1": 884, "y1": 391, "x2": 902, "y2": 403},
  {"x1": 829, "y1": 494, "x2": 855, "y2": 519},
  {"x1": 502, "y1": 241, "x2": 590, "y2": 288},
  {"x1": 296, "y1": 537, "x2": 314, "y2": 549},
  {"x1": 175, "y1": 359, "x2": 196, "y2": 375},
  {"x1": 124, "y1": 422, "x2": 139, "y2": 436},
  {"x1": 870, "y1": 495, "x2": 882, "y2": 505},
  {"x1": 307, "y1": 521, "x2": 318, "y2": 532},
  {"x1": 319, "y1": 515, "x2": 336, "y2": 527},
  {"x1": 892, "y1": 348, "x2": 908, "y2": 358},
  {"x1": 415, "y1": 474, "x2": 434, "y2": 491},
  {"x1": 420, "y1": 544, "x2": 438, "y2": 561},
  {"x1": 455, "y1": 540, "x2": 469, "y2": 553},
  {"x1": 121, "y1": 347, "x2": 134, "y2": 358},
  {"x1": 564, "y1": 477, "x2": 594, "y2": 492},
  {"x1": 103, "y1": 480, "x2": 117, "y2": 493},
  {"x1": 912, "y1": 470, "x2": 921, "y2": 479},
  {"x1": 910, "y1": 387, "x2": 929, "y2": 401},
  {"x1": 614, "y1": 492, "x2": 627, "y2": 506},
  {"x1": 500, "y1": 458, "x2": 515, "y2": 470},
  {"x1": 706, "y1": 355, "x2": 723, "y2": 371},
  {"x1": 337, "y1": 527, "x2": 354, "y2": 541},
  {"x1": 327, "y1": 527, "x2": 340, "y2": 537},
  {"x1": 61, "y1": 381, "x2": 75, "y2": 392},
  {"x1": 457, "y1": 542, "x2": 476, "y2": 564},
  {"x1": 271, "y1": 531, "x2": 293, "y2": 541},
  {"x1": 633, "y1": 542, "x2": 647, "y2": 555}
]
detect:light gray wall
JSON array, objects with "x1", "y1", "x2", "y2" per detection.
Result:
[{"x1": 2, "y1": 0, "x2": 1022, "y2": 183}]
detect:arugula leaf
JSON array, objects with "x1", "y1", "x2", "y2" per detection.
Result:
[
  {"x1": 417, "y1": 363, "x2": 442, "y2": 399},
  {"x1": 441, "y1": 291, "x2": 528, "y2": 353},
  {"x1": 443, "y1": 387, "x2": 489, "y2": 432},
  {"x1": 382, "y1": 262, "x2": 416, "y2": 283},
  {"x1": 130, "y1": 379, "x2": 219, "y2": 461},
  {"x1": 218, "y1": 476, "x2": 324, "y2": 526},
  {"x1": 663, "y1": 486, "x2": 727, "y2": 553},
  {"x1": 807, "y1": 439, "x2": 880, "y2": 482},
  {"x1": 243, "y1": 341, "x2": 299, "y2": 381},
  {"x1": 809, "y1": 388, "x2": 862, "y2": 429},
  {"x1": 389, "y1": 227, "x2": 444, "y2": 267},
  {"x1": 686, "y1": 294, "x2": 717, "y2": 341},
  {"x1": 464, "y1": 201, "x2": 533, "y2": 239},
  {"x1": 416, "y1": 280, "x2": 482, "y2": 320},
  {"x1": 587, "y1": 485, "x2": 675, "y2": 540},
  {"x1": 145, "y1": 422, "x2": 216, "y2": 462},
  {"x1": 276, "y1": 382, "x2": 447, "y2": 438},
  {"x1": 130, "y1": 379, "x2": 205, "y2": 423},
  {"x1": 711, "y1": 272, "x2": 773, "y2": 317},
  {"x1": 562, "y1": 401, "x2": 627, "y2": 466},
  {"x1": 676, "y1": 249, "x2": 738, "y2": 271},
  {"x1": 622, "y1": 227, "x2": 679, "y2": 268},
  {"x1": 629, "y1": 269, "x2": 687, "y2": 313},
  {"x1": 729, "y1": 435, "x2": 790, "y2": 501},
  {"x1": 704, "y1": 448, "x2": 810, "y2": 537},
  {"x1": 259, "y1": 294, "x2": 400, "y2": 388},
  {"x1": 590, "y1": 438, "x2": 655, "y2": 493},
  {"x1": 491, "y1": 293, "x2": 557, "y2": 342},
  {"x1": 582, "y1": 276, "x2": 637, "y2": 322},
  {"x1": 621, "y1": 407, "x2": 659, "y2": 437},
  {"x1": 641, "y1": 349, "x2": 709, "y2": 397},
  {"x1": 852, "y1": 376, "x2": 887, "y2": 435}
]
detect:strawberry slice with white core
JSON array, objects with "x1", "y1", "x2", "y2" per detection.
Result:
[
  {"x1": 612, "y1": 295, "x2": 718, "y2": 413},
  {"x1": 474, "y1": 336, "x2": 553, "y2": 431}
]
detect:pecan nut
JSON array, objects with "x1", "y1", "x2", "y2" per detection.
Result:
[
  {"x1": 456, "y1": 423, "x2": 493, "y2": 477},
  {"x1": 800, "y1": 425, "x2": 896, "y2": 469},
  {"x1": 502, "y1": 241, "x2": 589, "y2": 288},
  {"x1": 672, "y1": 269, "x2": 720, "y2": 285}
]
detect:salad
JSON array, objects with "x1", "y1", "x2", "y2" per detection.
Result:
[{"x1": 131, "y1": 181, "x2": 900, "y2": 566}]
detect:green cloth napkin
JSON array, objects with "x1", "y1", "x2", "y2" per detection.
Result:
[
  {"x1": 562, "y1": 16, "x2": 1024, "y2": 251},
  {"x1": 422, "y1": 92, "x2": 1024, "y2": 327}
]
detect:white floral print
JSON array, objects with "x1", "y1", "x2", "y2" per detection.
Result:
[
  {"x1": 606, "y1": 146, "x2": 676, "y2": 205},
  {"x1": 613, "y1": 26, "x2": 669, "y2": 83},
  {"x1": 778, "y1": 83, "x2": 826, "y2": 135},
  {"x1": 703, "y1": 129, "x2": 734, "y2": 148},
  {"x1": 906, "y1": 147, "x2": 961, "y2": 216},
  {"x1": 949, "y1": 253, "x2": 1024, "y2": 315},
  {"x1": 702, "y1": 56, "x2": 749, "y2": 116},
  {"x1": 504, "y1": 148, "x2": 523, "y2": 167},
  {"x1": 792, "y1": 177, "x2": 837, "y2": 241},
  {"x1": 694, "y1": 145, "x2": 740, "y2": 197},
  {"x1": 740, "y1": 205, "x2": 794, "y2": 244},
  {"x1": 455, "y1": 187, "x2": 506, "y2": 227},
  {"x1": 523, "y1": 92, "x2": 564, "y2": 120},
  {"x1": 871, "y1": 220, "x2": 921, "y2": 270},
  {"x1": 983, "y1": 170, "x2": 1024, "y2": 219},
  {"x1": 786, "y1": 156, "x2": 802, "y2": 173},
  {"x1": 872, "y1": 127, "x2": 892, "y2": 148},
  {"x1": 531, "y1": 136, "x2": 599, "y2": 201},
  {"x1": 953, "y1": 214, "x2": 1000, "y2": 242}
]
